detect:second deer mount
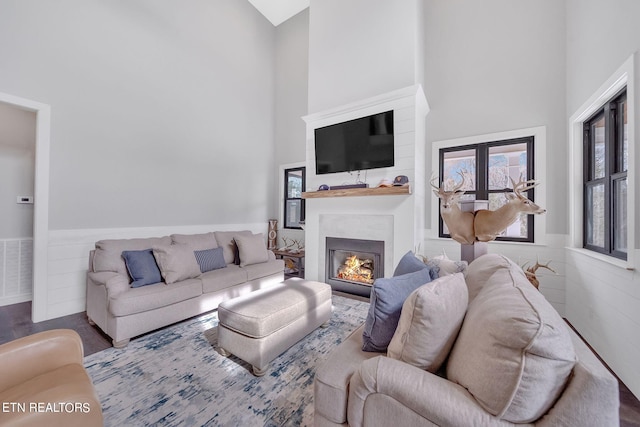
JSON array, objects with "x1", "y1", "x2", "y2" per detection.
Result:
[{"x1": 431, "y1": 172, "x2": 546, "y2": 244}]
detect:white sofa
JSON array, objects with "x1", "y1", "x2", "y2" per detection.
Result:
[
  {"x1": 86, "y1": 231, "x2": 284, "y2": 348},
  {"x1": 314, "y1": 254, "x2": 619, "y2": 426}
]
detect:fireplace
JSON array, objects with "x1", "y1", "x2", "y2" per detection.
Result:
[{"x1": 325, "y1": 237, "x2": 384, "y2": 297}]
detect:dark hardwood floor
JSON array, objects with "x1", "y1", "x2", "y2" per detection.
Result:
[
  {"x1": 0, "y1": 301, "x2": 111, "y2": 356},
  {"x1": 1, "y1": 300, "x2": 639, "y2": 425}
]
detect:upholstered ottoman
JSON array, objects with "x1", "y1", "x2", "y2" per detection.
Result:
[{"x1": 217, "y1": 278, "x2": 332, "y2": 376}]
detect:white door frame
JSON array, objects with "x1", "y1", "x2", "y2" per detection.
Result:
[{"x1": 0, "y1": 92, "x2": 50, "y2": 322}]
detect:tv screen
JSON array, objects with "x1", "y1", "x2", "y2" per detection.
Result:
[{"x1": 315, "y1": 110, "x2": 394, "y2": 175}]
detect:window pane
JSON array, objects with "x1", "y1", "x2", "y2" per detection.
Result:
[
  {"x1": 443, "y1": 149, "x2": 475, "y2": 191},
  {"x1": 488, "y1": 143, "x2": 527, "y2": 190},
  {"x1": 287, "y1": 170, "x2": 303, "y2": 198},
  {"x1": 621, "y1": 98, "x2": 628, "y2": 172},
  {"x1": 592, "y1": 116, "x2": 606, "y2": 179},
  {"x1": 285, "y1": 200, "x2": 302, "y2": 228},
  {"x1": 614, "y1": 177, "x2": 627, "y2": 252},
  {"x1": 488, "y1": 193, "x2": 528, "y2": 239},
  {"x1": 585, "y1": 183, "x2": 605, "y2": 247}
]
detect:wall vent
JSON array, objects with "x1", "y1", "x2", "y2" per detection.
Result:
[{"x1": 1, "y1": 238, "x2": 33, "y2": 306}]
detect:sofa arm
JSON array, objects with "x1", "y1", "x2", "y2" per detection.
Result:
[
  {"x1": 0, "y1": 329, "x2": 84, "y2": 393},
  {"x1": 536, "y1": 330, "x2": 619, "y2": 427},
  {"x1": 87, "y1": 271, "x2": 129, "y2": 298},
  {"x1": 348, "y1": 356, "x2": 515, "y2": 427}
]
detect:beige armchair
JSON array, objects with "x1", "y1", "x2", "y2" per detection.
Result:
[{"x1": 0, "y1": 329, "x2": 103, "y2": 427}]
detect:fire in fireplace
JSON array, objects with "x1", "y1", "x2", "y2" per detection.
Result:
[
  {"x1": 337, "y1": 253, "x2": 375, "y2": 284},
  {"x1": 326, "y1": 237, "x2": 384, "y2": 296}
]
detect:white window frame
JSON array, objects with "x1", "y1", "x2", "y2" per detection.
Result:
[
  {"x1": 568, "y1": 54, "x2": 636, "y2": 269},
  {"x1": 430, "y1": 126, "x2": 547, "y2": 245}
]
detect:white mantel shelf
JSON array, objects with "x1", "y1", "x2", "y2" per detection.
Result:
[{"x1": 302, "y1": 185, "x2": 411, "y2": 199}]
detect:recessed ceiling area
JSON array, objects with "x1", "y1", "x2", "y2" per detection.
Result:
[{"x1": 248, "y1": 0, "x2": 309, "y2": 26}]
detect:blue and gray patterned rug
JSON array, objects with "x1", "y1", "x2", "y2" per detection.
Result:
[{"x1": 84, "y1": 295, "x2": 369, "y2": 426}]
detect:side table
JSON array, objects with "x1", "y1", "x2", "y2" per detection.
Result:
[{"x1": 273, "y1": 249, "x2": 305, "y2": 279}]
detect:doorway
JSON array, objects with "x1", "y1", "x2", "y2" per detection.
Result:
[
  {"x1": 0, "y1": 103, "x2": 36, "y2": 306},
  {"x1": 0, "y1": 91, "x2": 51, "y2": 322}
]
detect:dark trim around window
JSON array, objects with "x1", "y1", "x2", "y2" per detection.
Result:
[{"x1": 438, "y1": 136, "x2": 535, "y2": 243}]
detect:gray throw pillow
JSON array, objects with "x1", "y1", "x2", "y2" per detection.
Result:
[
  {"x1": 393, "y1": 250, "x2": 433, "y2": 278},
  {"x1": 121, "y1": 249, "x2": 162, "y2": 288},
  {"x1": 362, "y1": 268, "x2": 433, "y2": 352},
  {"x1": 194, "y1": 247, "x2": 227, "y2": 273}
]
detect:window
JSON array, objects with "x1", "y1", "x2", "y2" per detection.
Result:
[
  {"x1": 583, "y1": 88, "x2": 627, "y2": 259},
  {"x1": 438, "y1": 137, "x2": 535, "y2": 242},
  {"x1": 284, "y1": 167, "x2": 305, "y2": 229}
]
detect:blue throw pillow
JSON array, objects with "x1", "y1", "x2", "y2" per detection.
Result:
[
  {"x1": 122, "y1": 249, "x2": 162, "y2": 288},
  {"x1": 194, "y1": 247, "x2": 227, "y2": 273},
  {"x1": 393, "y1": 250, "x2": 429, "y2": 277},
  {"x1": 362, "y1": 268, "x2": 433, "y2": 352}
]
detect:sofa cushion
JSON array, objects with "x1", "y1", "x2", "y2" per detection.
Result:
[
  {"x1": 200, "y1": 265, "x2": 247, "y2": 294},
  {"x1": 171, "y1": 232, "x2": 218, "y2": 251},
  {"x1": 362, "y1": 268, "x2": 432, "y2": 352},
  {"x1": 152, "y1": 244, "x2": 201, "y2": 284},
  {"x1": 387, "y1": 273, "x2": 468, "y2": 373},
  {"x1": 447, "y1": 261, "x2": 576, "y2": 423},
  {"x1": 234, "y1": 233, "x2": 269, "y2": 267},
  {"x1": 121, "y1": 249, "x2": 163, "y2": 288},
  {"x1": 214, "y1": 230, "x2": 252, "y2": 264},
  {"x1": 109, "y1": 278, "x2": 202, "y2": 316},
  {"x1": 314, "y1": 324, "x2": 382, "y2": 424},
  {"x1": 242, "y1": 258, "x2": 284, "y2": 281},
  {"x1": 194, "y1": 247, "x2": 227, "y2": 273},
  {"x1": 93, "y1": 236, "x2": 172, "y2": 276}
]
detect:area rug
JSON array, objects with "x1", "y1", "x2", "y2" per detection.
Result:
[{"x1": 84, "y1": 295, "x2": 369, "y2": 426}]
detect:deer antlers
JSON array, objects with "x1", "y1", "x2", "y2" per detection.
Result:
[
  {"x1": 522, "y1": 258, "x2": 556, "y2": 290},
  {"x1": 510, "y1": 176, "x2": 539, "y2": 198}
]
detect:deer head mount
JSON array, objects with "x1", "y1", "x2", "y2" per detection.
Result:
[
  {"x1": 430, "y1": 172, "x2": 476, "y2": 245},
  {"x1": 521, "y1": 258, "x2": 556, "y2": 289},
  {"x1": 431, "y1": 174, "x2": 546, "y2": 243},
  {"x1": 473, "y1": 176, "x2": 545, "y2": 242}
]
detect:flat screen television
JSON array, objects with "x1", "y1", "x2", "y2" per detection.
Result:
[{"x1": 314, "y1": 110, "x2": 394, "y2": 175}]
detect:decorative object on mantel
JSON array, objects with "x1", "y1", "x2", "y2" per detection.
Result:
[
  {"x1": 267, "y1": 219, "x2": 278, "y2": 250},
  {"x1": 521, "y1": 258, "x2": 556, "y2": 290},
  {"x1": 393, "y1": 175, "x2": 409, "y2": 186}
]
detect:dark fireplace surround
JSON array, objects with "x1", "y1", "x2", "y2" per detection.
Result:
[{"x1": 325, "y1": 237, "x2": 384, "y2": 297}]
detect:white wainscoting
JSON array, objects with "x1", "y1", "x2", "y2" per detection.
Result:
[
  {"x1": 422, "y1": 233, "x2": 568, "y2": 316},
  {"x1": 0, "y1": 238, "x2": 33, "y2": 306},
  {"x1": 566, "y1": 247, "x2": 640, "y2": 399},
  {"x1": 45, "y1": 223, "x2": 268, "y2": 320}
]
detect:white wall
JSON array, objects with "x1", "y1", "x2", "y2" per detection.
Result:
[
  {"x1": 0, "y1": 0, "x2": 277, "y2": 319},
  {"x1": 308, "y1": 0, "x2": 422, "y2": 113},
  {"x1": 423, "y1": 0, "x2": 566, "y2": 235},
  {"x1": 274, "y1": 10, "x2": 309, "y2": 247},
  {"x1": 275, "y1": 9, "x2": 309, "y2": 167},
  {"x1": 0, "y1": 103, "x2": 35, "y2": 238},
  {"x1": 566, "y1": 0, "x2": 640, "y2": 398},
  {"x1": 0, "y1": 0, "x2": 277, "y2": 231}
]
